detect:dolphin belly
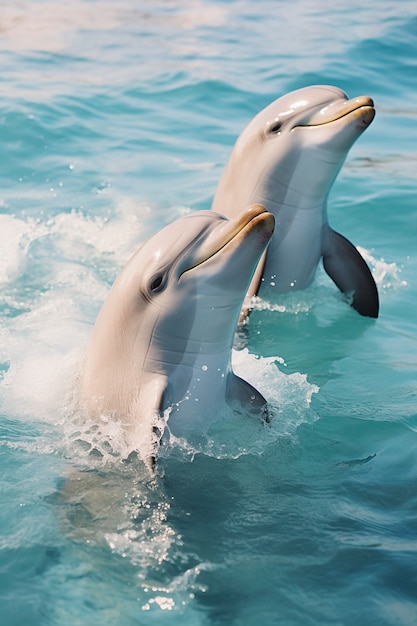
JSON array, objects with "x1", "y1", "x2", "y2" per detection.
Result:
[{"x1": 259, "y1": 205, "x2": 324, "y2": 294}]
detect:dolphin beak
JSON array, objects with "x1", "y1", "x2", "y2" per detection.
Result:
[
  {"x1": 181, "y1": 204, "x2": 275, "y2": 275},
  {"x1": 295, "y1": 95, "x2": 375, "y2": 128},
  {"x1": 225, "y1": 203, "x2": 275, "y2": 242}
]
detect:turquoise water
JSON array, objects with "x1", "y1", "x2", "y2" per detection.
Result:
[{"x1": 1, "y1": 1, "x2": 416, "y2": 624}]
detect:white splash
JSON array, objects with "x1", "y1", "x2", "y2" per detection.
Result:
[
  {"x1": 0, "y1": 203, "x2": 145, "y2": 436},
  {"x1": 357, "y1": 245, "x2": 407, "y2": 291},
  {"x1": 0, "y1": 214, "x2": 32, "y2": 283}
]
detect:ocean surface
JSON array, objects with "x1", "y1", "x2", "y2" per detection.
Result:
[{"x1": 0, "y1": 1, "x2": 416, "y2": 624}]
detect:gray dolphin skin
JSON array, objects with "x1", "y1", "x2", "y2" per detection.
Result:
[
  {"x1": 211, "y1": 85, "x2": 379, "y2": 318},
  {"x1": 82, "y1": 205, "x2": 275, "y2": 465}
]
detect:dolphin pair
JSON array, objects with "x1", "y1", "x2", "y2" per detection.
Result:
[
  {"x1": 212, "y1": 85, "x2": 379, "y2": 318},
  {"x1": 82, "y1": 85, "x2": 379, "y2": 466},
  {"x1": 82, "y1": 205, "x2": 274, "y2": 465}
]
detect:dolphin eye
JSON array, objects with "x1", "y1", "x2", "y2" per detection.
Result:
[
  {"x1": 268, "y1": 120, "x2": 282, "y2": 134},
  {"x1": 149, "y1": 274, "x2": 165, "y2": 293}
]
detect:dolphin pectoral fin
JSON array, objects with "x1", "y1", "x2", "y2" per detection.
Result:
[
  {"x1": 323, "y1": 228, "x2": 379, "y2": 318},
  {"x1": 226, "y1": 372, "x2": 269, "y2": 422}
]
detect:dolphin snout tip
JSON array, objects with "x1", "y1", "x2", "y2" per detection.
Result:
[
  {"x1": 238, "y1": 204, "x2": 274, "y2": 239},
  {"x1": 358, "y1": 105, "x2": 375, "y2": 129},
  {"x1": 255, "y1": 211, "x2": 275, "y2": 242}
]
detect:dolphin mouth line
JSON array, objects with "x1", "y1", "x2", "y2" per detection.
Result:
[
  {"x1": 180, "y1": 204, "x2": 272, "y2": 277},
  {"x1": 294, "y1": 96, "x2": 375, "y2": 129}
]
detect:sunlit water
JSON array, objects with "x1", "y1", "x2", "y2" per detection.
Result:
[{"x1": 1, "y1": 1, "x2": 416, "y2": 625}]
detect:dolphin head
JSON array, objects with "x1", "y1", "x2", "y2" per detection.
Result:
[
  {"x1": 132, "y1": 204, "x2": 274, "y2": 365},
  {"x1": 82, "y1": 205, "x2": 274, "y2": 441},
  {"x1": 213, "y1": 85, "x2": 375, "y2": 214}
]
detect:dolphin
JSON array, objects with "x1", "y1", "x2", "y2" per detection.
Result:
[
  {"x1": 211, "y1": 85, "x2": 379, "y2": 318},
  {"x1": 81, "y1": 205, "x2": 275, "y2": 465}
]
